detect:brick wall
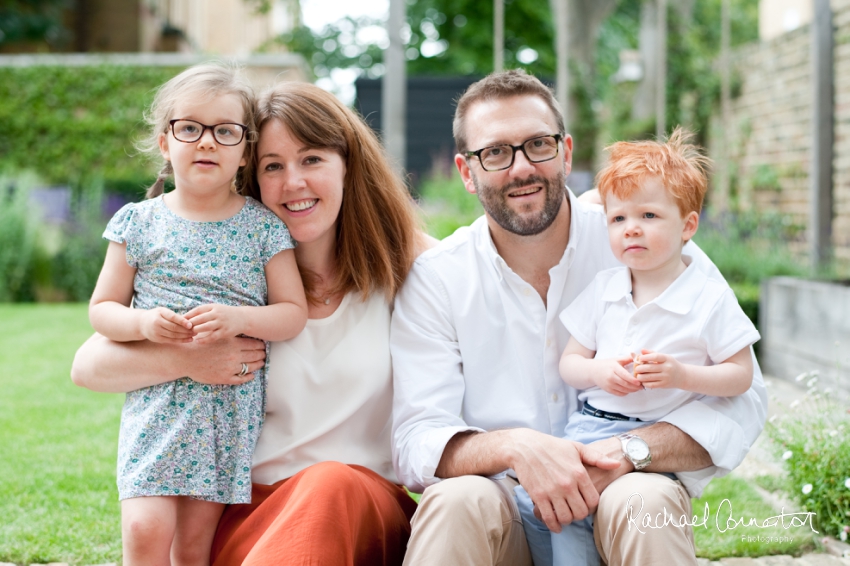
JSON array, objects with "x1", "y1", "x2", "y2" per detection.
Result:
[{"x1": 715, "y1": 0, "x2": 850, "y2": 264}]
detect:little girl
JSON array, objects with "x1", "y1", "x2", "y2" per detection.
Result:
[{"x1": 89, "y1": 63, "x2": 308, "y2": 566}]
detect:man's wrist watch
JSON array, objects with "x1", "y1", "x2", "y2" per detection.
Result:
[{"x1": 617, "y1": 433, "x2": 651, "y2": 470}]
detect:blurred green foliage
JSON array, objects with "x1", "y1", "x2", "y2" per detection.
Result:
[
  {"x1": 0, "y1": 65, "x2": 181, "y2": 197},
  {"x1": 417, "y1": 170, "x2": 482, "y2": 240},
  {"x1": 768, "y1": 387, "x2": 850, "y2": 541},
  {"x1": 694, "y1": 211, "x2": 807, "y2": 338},
  {"x1": 0, "y1": 172, "x2": 107, "y2": 303},
  {"x1": 0, "y1": 172, "x2": 39, "y2": 301},
  {"x1": 598, "y1": 0, "x2": 759, "y2": 149},
  {"x1": 0, "y1": 0, "x2": 72, "y2": 49},
  {"x1": 279, "y1": 0, "x2": 760, "y2": 168}
]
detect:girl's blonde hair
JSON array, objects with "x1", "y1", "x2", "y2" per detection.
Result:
[
  {"x1": 137, "y1": 62, "x2": 257, "y2": 199},
  {"x1": 242, "y1": 82, "x2": 420, "y2": 304}
]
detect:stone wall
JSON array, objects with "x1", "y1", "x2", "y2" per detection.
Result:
[
  {"x1": 760, "y1": 277, "x2": 850, "y2": 401},
  {"x1": 717, "y1": 0, "x2": 850, "y2": 264}
]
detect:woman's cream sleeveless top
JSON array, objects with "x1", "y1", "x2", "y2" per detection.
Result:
[{"x1": 250, "y1": 292, "x2": 397, "y2": 484}]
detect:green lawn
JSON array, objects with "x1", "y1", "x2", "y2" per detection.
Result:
[
  {"x1": 0, "y1": 304, "x2": 123, "y2": 565},
  {"x1": 0, "y1": 304, "x2": 815, "y2": 564}
]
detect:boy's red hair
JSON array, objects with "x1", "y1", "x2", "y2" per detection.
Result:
[{"x1": 596, "y1": 127, "x2": 712, "y2": 216}]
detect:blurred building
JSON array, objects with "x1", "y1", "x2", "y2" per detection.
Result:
[
  {"x1": 759, "y1": 0, "x2": 812, "y2": 41},
  {"x1": 141, "y1": 0, "x2": 299, "y2": 55},
  {"x1": 1, "y1": 0, "x2": 299, "y2": 55},
  {"x1": 0, "y1": 0, "x2": 307, "y2": 87}
]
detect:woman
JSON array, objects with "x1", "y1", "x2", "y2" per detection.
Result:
[{"x1": 72, "y1": 81, "x2": 426, "y2": 565}]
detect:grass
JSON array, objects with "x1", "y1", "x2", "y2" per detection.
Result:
[
  {"x1": 693, "y1": 475, "x2": 816, "y2": 559},
  {"x1": 0, "y1": 304, "x2": 123, "y2": 565}
]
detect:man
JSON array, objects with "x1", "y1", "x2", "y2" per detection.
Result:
[{"x1": 391, "y1": 69, "x2": 767, "y2": 565}]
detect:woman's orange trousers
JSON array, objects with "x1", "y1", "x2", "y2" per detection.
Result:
[{"x1": 211, "y1": 461, "x2": 417, "y2": 566}]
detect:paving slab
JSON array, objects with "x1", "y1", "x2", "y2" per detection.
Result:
[
  {"x1": 797, "y1": 553, "x2": 850, "y2": 565},
  {"x1": 720, "y1": 558, "x2": 759, "y2": 565},
  {"x1": 754, "y1": 556, "x2": 799, "y2": 565}
]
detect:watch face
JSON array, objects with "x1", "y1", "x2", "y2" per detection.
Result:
[{"x1": 626, "y1": 439, "x2": 649, "y2": 461}]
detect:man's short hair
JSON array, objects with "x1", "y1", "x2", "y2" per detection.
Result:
[
  {"x1": 453, "y1": 69, "x2": 566, "y2": 154},
  {"x1": 596, "y1": 127, "x2": 712, "y2": 216}
]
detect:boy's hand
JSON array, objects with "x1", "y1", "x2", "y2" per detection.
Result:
[
  {"x1": 590, "y1": 356, "x2": 643, "y2": 396},
  {"x1": 184, "y1": 304, "x2": 245, "y2": 344},
  {"x1": 140, "y1": 307, "x2": 194, "y2": 343},
  {"x1": 634, "y1": 349, "x2": 684, "y2": 389}
]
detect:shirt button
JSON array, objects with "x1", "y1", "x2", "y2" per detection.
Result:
[
  {"x1": 552, "y1": 393, "x2": 559, "y2": 402},
  {"x1": 523, "y1": 288, "x2": 532, "y2": 296},
  {"x1": 546, "y1": 339, "x2": 552, "y2": 348},
  {"x1": 624, "y1": 336, "x2": 632, "y2": 345}
]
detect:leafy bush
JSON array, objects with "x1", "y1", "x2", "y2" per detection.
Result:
[
  {"x1": 0, "y1": 65, "x2": 180, "y2": 198},
  {"x1": 695, "y1": 211, "x2": 806, "y2": 286},
  {"x1": 767, "y1": 375, "x2": 850, "y2": 541},
  {"x1": 0, "y1": 172, "x2": 39, "y2": 301}
]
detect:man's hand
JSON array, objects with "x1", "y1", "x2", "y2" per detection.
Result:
[
  {"x1": 584, "y1": 436, "x2": 632, "y2": 494},
  {"x1": 589, "y1": 356, "x2": 643, "y2": 396},
  {"x1": 508, "y1": 429, "x2": 620, "y2": 533},
  {"x1": 184, "y1": 304, "x2": 245, "y2": 344},
  {"x1": 139, "y1": 307, "x2": 195, "y2": 343},
  {"x1": 634, "y1": 349, "x2": 685, "y2": 390}
]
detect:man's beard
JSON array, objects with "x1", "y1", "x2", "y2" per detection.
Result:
[{"x1": 471, "y1": 170, "x2": 566, "y2": 236}]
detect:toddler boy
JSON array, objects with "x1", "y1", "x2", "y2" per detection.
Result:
[{"x1": 515, "y1": 128, "x2": 761, "y2": 566}]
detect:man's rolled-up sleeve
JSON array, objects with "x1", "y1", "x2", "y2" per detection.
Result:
[
  {"x1": 662, "y1": 350, "x2": 768, "y2": 497},
  {"x1": 390, "y1": 260, "x2": 485, "y2": 493}
]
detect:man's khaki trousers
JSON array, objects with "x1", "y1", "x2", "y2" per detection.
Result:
[{"x1": 402, "y1": 473, "x2": 698, "y2": 566}]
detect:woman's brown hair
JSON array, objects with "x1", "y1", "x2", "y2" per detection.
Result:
[{"x1": 243, "y1": 82, "x2": 420, "y2": 304}]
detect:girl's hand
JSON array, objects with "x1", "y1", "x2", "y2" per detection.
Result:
[
  {"x1": 634, "y1": 349, "x2": 684, "y2": 389},
  {"x1": 184, "y1": 304, "x2": 244, "y2": 344},
  {"x1": 140, "y1": 307, "x2": 195, "y2": 343},
  {"x1": 590, "y1": 356, "x2": 643, "y2": 396}
]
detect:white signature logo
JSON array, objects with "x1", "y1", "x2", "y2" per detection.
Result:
[{"x1": 625, "y1": 493, "x2": 818, "y2": 534}]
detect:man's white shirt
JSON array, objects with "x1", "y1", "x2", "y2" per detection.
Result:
[{"x1": 390, "y1": 189, "x2": 768, "y2": 497}]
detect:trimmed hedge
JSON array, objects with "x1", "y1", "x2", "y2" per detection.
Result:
[{"x1": 0, "y1": 65, "x2": 182, "y2": 197}]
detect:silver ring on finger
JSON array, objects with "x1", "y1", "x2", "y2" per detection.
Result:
[{"x1": 238, "y1": 363, "x2": 249, "y2": 377}]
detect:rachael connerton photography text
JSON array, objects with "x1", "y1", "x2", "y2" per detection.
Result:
[{"x1": 625, "y1": 493, "x2": 819, "y2": 534}]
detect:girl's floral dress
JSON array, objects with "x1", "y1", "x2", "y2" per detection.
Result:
[{"x1": 104, "y1": 195, "x2": 294, "y2": 503}]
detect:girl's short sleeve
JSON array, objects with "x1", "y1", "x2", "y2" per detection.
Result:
[
  {"x1": 103, "y1": 202, "x2": 141, "y2": 267},
  {"x1": 254, "y1": 204, "x2": 296, "y2": 266}
]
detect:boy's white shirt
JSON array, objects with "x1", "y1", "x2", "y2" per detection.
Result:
[
  {"x1": 562, "y1": 258, "x2": 761, "y2": 422},
  {"x1": 390, "y1": 190, "x2": 769, "y2": 498}
]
